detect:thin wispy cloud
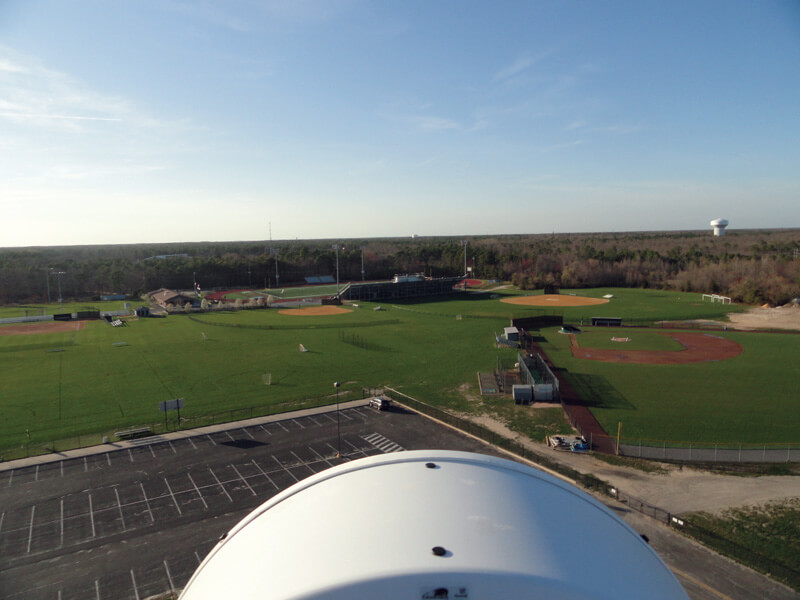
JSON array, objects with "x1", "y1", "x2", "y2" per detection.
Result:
[
  {"x1": 0, "y1": 50, "x2": 132, "y2": 131},
  {"x1": 493, "y1": 47, "x2": 558, "y2": 83}
]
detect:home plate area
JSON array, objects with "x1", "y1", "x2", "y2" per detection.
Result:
[{"x1": 362, "y1": 432, "x2": 405, "y2": 453}]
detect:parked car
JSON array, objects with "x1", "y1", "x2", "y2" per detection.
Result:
[{"x1": 369, "y1": 397, "x2": 392, "y2": 411}]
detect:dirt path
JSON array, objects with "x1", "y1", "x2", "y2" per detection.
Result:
[
  {"x1": 724, "y1": 304, "x2": 800, "y2": 331},
  {"x1": 468, "y1": 414, "x2": 799, "y2": 515}
]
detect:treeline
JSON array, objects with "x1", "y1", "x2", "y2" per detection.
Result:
[{"x1": 1, "y1": 229, "x2": 798, "y2": 306}]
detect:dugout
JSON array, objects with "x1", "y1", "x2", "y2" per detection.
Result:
[{"x1": 592, "y1": 317, "x2": 622, "y2": 327}]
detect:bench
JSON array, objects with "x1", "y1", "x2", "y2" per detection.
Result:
[{"x1": 114, "y1": 427, "x2": 153, "y2": 440}]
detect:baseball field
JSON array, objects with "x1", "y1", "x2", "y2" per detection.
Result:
[{"x1": 0, "y1": 287, "x2": 797, "y2": 457}]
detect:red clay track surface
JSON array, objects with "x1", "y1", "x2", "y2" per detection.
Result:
[
  {"x1": 0, "y1": 321, "x2": 85, "y2": 336},
  {"x1": 570, "y1": 331, "x2": 743, "y2": 364}
]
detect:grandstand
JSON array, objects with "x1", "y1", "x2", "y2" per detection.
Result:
[{"x1": 341, "y1": 276, "x2": 463, "y2": 301}]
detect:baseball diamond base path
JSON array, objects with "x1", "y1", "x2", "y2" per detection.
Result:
[
  {"x1": 570, "y1": 331, "x2": 744, "y2": 364},
  {"x1": 501, "y1": 294, "x2": 610, "y2": 307}
]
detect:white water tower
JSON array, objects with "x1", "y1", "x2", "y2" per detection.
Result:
[{"x1": 710, "y1": 218, "x2": 729, "y2": 236}]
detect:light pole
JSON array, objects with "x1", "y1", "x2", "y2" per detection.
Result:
[
  {"x1": 461, "y1": 240, "x2": 468, "y2": 291},
  {"x1": 361, "y1": 247, "x2": 365, "y2": 281},
  {"x1": 334, "y1": 381, "x2": 341, "y2": 458},
  {"x1": 54, "y1": 271, "x2": 66, "y2": 303},
  {"x1": 333, "y1": 245, "x2": 344, "y2": 296}
]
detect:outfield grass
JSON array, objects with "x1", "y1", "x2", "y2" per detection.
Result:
[{"x1": 0, "y1": 288, "x2": 788, "y2": 456}]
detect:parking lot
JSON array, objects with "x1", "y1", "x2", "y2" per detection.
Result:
[{"x1": 0, "y1": 402, "x2": 501, "y2": 599}]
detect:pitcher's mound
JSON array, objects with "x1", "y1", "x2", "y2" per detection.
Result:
[
  {"x1": 501, "y1": 294, "x2": 609, "y2": 307},
  {"x1": 278, "y1": 306, "x2": 352, "y2": 316}
]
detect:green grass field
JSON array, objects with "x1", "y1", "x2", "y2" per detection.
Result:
[
  {"x1": 0, "y1": 288, "x2": 795, "y2": 457},
  {"x1": 537, "y1": 325, "x2": 800, "y2": 444}
]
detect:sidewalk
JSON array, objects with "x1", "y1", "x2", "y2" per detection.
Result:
[{"x1": 0, "y1": 399, "x2": 370, "y2": 472}]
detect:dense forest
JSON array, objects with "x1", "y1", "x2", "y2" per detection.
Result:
[{"x1": 1, "y1": 229, "x2": 799, "y2": 306}]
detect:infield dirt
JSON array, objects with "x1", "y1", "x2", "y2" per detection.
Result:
[
  {"x1": 501, "y1": 294, "x2": 610, "y2": 307},
  {"x1": 569, "y1": 331, "x2": 743, "y2": 364},
  {"x1": 277, "y1": 306, "x2": 352, "y2": 316}
]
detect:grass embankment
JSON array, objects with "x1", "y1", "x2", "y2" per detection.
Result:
[{"x1": 681, "y1": 499, "x2": 800, "y2": 591}]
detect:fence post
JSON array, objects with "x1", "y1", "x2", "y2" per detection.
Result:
[
  {"x1": 689, "y1": 443, "x2": 692, "y2": 460},
  {"x1": 739, "y1": 444, "x2": 742, "y2": 462},
  {"x1": 763, "y1": 445, "x2": 766, "y2": 461},
  {"x1": 714, "y1": 445, "x2": 717, "y2": 463}
]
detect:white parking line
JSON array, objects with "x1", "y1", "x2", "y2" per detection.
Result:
[
  {"x1": 194, "y1": 550, "x2": 202, "y2": 564},
  {"x1": 206, "y1": 434, "x2": 217, "y2": 445},
  {"x1": 187, "y1": 473, "x2": 208, "y2": 509},
  {"x1": 342, "y1": 439, "x2": 370, "y2": 457},
  {"x1": 321, "y1": 412, "x2": 337, "y2": 424},
  {"x1": 84, "y1": 457, "x2": 88, "y2": 473},
  {"x1": 224, "y1": 431, "x2": 235, "y2": 442},
  {"x1": 114, "y1": 487, "x2": 127, "y2": 530},
  {"x1": 250, "y1": 459, "x2": 278, "y2": 490},
  {"x1": 26, "y1": 505, "x2": 35, "y2": 553},
  {"x1": 0, "y1": 511, "x2": 4, "y2": 534},
  {"x1": 106, "y1": 453, "x2": 112, "y2": 466},
  {"x1": 273, "y1": 455, "x2": 299, "y2": 482},
  {"x1": 259, "y1": 424, "x2": 272, "y2": 435},
  {"x1": 308, "y1": 446, "x2": 333, "y2": 467},
  {"x1": 291, "y1": 418, "x2": 305, "y2": 429},
  {"x1": 130, "y1": 569, "x2": 140, "y2": 600},
  {"x1": 88, "y1": 493, "x2": 96, "y2": 537},
  {"x1": 61, "y1": 461, "x2": 64, "y2": 476},
  {"x1": 139, "y1": 483, "x2": 154, "y2": 523},
  {"x1": 290, "y1": 451, "x2": 315, "y2": 475},
  {"x1": 241, "y1": 428, "x2": 255, "y2": 439},
  {"x1": 231, "y1": 464, "x2": 256, "y2": 496},
  {"x1": 164, "y1": 559, "x2": 175, "y2": 592},
  {"x1": 60, "y1": 499, "x2": 64, "y2": 547},
  {"x1": 188, "y1": 437, "x2": 198, "y2": 450},
  {"x1": 35, "y1": 465, "x2": 39, "y2": 481},
  {"x1": 276, "y1": 421, "x2": 289, "y2": 433},
  {"x1": 209, "y1": 467, "x2": 233, "y2": 502},
  {"x1": 128, "y1": 448, "x2": 134, "y2": 463},
  {"x1": 307, "y1": 415, "x2": 323, "y2": 426},
  {"x1": 169, "y1": 441, "x2": 177, "y2": 454},
  {"x1": 164, "y1": 477, "x2": 182, "y2": 515},
  {"x1": 149, "y1": 445, "x2": 156, "y2": 458},
  {"x1": 95, "y1": 579, "x2": 100, "y2": 600},
  {"x1": 6, "y1": 469, "x2": 12, "y2": 486}
]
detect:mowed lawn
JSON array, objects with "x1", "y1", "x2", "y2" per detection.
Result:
[
  {"x1": 0, "y1": 288, "x2": 789, "y2": 454},
  {"x1": 538, "y1": 326, "x2": 800, "y2": 445},
  {"x1": 0, "y1": 300, "x2": 519, "y2": 451}
]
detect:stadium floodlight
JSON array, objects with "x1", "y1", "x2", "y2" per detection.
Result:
[{"x1": 179, "y1": 450, "x2": 688, "y2": 600}]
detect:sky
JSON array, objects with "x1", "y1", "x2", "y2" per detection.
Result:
[{"x1": 1, "y1": 0, "x2": 799, "y2": 246}]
